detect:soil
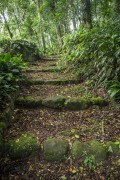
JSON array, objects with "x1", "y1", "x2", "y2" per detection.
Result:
[{"x1": 0, "y1": 58, "x2": 120, "y2": 180}]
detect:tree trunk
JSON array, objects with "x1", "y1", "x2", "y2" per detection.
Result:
[
  {"x1": 81, "y1": 0, "x2": 92, "y2": 28},
  {"x1": 116, "y1": 0, "x2": 120, "y2": 15},
  {"x1": 56, "y1": 24, "x2": 63, "y2": 49},
  {"x1": 13, "y1": 8, "x2": 21, "y2": 37},
  {"x1": 36, "y1": 0, "x2": 46, "y2": 53},
  {"x1": 2, "y1": 13, "x2": 13, "y2": 38},
  {"x1": 72, "y1": 17, "x2": 77, "y2": 30}
]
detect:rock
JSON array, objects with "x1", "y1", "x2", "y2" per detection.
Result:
[
  {"x1": 43, "y1": 138, "x2": 69, "y2": 161},
  {"x1": 0, "y1": 39, "x2": 41, "y2": 61},
  {"x1": 90, "y1": 97, "x2": 108, "y2": 106},
  {"x1": 86, "y1": 140, "x2": 106, "y2": 163},
  {"x1": 42, "y1": 96, "x2": 66, "y2": 109},
  {"x1": 8, "y1": 133, "x2": 39, "y2": 159},
  {"x1": 15, "y1": 96, "x2": 42, "y2": 107},
  {"x1": 65, "y1": 97, "x2": 90, "y2": 110},
  {"x1": 71, "y1": 141, "x2": 85, "y2": 160},
  {"x1": 71, "y1": 140, "x2": 106, "y2": 163},
  {"x1": 106, "y1": 141, "x2": 120, "y2": 157}
]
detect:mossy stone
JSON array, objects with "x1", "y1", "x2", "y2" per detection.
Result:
[
  {"x1": 16, "y1": 96, "x2": 42, "y2": 107},
  {"x1": 42, "y1": 96, "x2": 66, "y2": 109},
  {"x1": 0, "y1": 122, "x2": 7, "y2": 132},
  {"x1": 86, "y1": 140, "x2": 106, "y2": 163},
  {"x1": 106, "y1": 141, "x2": 120, "y2": 157},
  {"x1": 0, "y1": 39, "x2": 41, "y2": 62},
  {"x1": 71, "y1": 140, "x2": 106, "y2": 163},
  {"x1": 65, "y1": 97, "x2": 90, "y2": 110},
  {"x1": 8, "y1": 133, "x2": 39, "y2": 159},
  {"x1": 71, "y1": 141, "x2": 85, "y2": 160},
  {"x1": 43, "y1": 138, "x2": 69, "y2": 161},
  {"x1": 90, "y1": 97, "x2": 108, "y2": 107}
]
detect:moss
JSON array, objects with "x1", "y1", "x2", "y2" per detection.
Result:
[
  {"x1": 106, "y1": 141, "x2": 120, "y2": 157},
  {"x1": 90, "y1": 97, "x2": 108, "y2": 107},
  {"x1": 8, "y1": 133, "x2": 39, "y2": 159},
  {"x1": 43, "y1": 138, "x2": 69, "y2": 161},
  {"x1": 65, "y1": 97, "x2": 90, "y2": 110},
  {"x1": 86, "y1": 140, "x2": 106, "y2": 163},
  {"x1": 0, "y1": 39, "x2": 41, "y2": 62},
  {"x1": 31, "y1": 80, "x2": 45, "y2": 85},
  {"x1": 71, "y1": 140, "x2": 106, "y2": 163},
  {"x1": 42, "y1": 96, "x2": 66, "y2": 109},
  {"x1": 0, "y1": 122, "x2": 7, "y2": 132},
  {"x1": 26, "y1": 69, "x2": 60, "y2": 73},
  {"x1": 16, "y1": 96, "x2": 42, "y2": 107},
  {"x1": 26, "y1": 79, "x2": 80, "y2": 86},
  {"x1": 71, "y1": 141, "x2": 85, "y2": 160}
]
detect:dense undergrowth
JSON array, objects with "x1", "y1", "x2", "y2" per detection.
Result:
[
  {"x1": 58, "y1": 19, "x2": 120, "y2": 101},
  {"x1": 0, "y1": 53, "x2": 27, "y2": 109}
]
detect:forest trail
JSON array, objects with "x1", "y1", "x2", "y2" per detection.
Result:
[{"x1": 2, "y1": 57, "x2": 120, "y2": 179}]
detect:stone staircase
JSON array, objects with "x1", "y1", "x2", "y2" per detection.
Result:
[{"x1": 1, "y1": 57, "x2": 119, "y2": 179}]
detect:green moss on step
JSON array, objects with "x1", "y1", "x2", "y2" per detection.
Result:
[
  {"x1": 26, "y1": 68, "x2": 60, "y2": 73},
  {"x1": 65, "y1": 97, "x2": 90, "y2": 110},
  {"x1": 106, "y1": 141, "x2": 120, "y2": 156},
  {"x1": 72, "y1": 141, "x2": 85, "y2": 160},
  {"x1": 71, "y1": 140, "x2": 106, "y2": 163},
  {"x1": 42, "y1": 96, "x2": 66, "y2": 109},
  {"x1": 8, "y1": 133, "x2": 39, "y2": 159},
  {"x1": 16, "y1": 96, "x2": 42, "y2": 107},
  {"x1": 90, "y1": 97, "x2": 108, "y2": 106},
  {"x1": 86, "y1": 140, "x2": 106, "y2": 163},
  {"x1": 65, "y1": 96, "x2": 108, "y2": 110},
  {"x1": 27, "y1": 79, "x2": 79, "y2": 86},
  {"x1": 43, "y1": 138, "x2": 69, "y2": 161}
]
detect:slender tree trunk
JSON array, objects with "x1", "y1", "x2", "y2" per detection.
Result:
[
  {"x1": 72, "y1": 18, "x2": 77, "y2": 30},
  {"x1": 81, "y1": 0, "x2": 92, "y2": 28},
  {"x1": 116, "y1": 0, "x2": 120, "y2": 15},
  {"x1": 36, "y1": 0, "x2": 46, "y2": 53},
  {"x1": 13, "y1": 8, "x2": 21, "y2": 37},
  {"x1": 2, "y1": 13, "x2": 13, "y2": 38},
  {"x1": 41, "y1": 31, "x2": 46, "y2": 54},
  {"x1": 56, "y1": 24, "x2": 63, "y2": 49}
]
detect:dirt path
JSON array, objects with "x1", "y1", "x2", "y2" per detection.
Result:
[{"x1": 1, "y1": 58, "x2": 120, "y2": 179}]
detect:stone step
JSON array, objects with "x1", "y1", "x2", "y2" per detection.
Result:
[
  {"x1": 6, "y1": 135, "x2": 120, "y2": 162},
  {"x1": 23, "y1": 79, "x2": 81, "y2": 85},
  {"x1": 26, "y1": 68, "x2": 60, "y2": 73},
  {"x1": 15, "y1": 95, "x2": 108, "y2": 109}
]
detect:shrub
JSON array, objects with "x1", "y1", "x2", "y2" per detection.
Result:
[
  {"x1": 0, "y1": 53, "x2": 27, "y2": 108},
  {"x1": 0, "y1": 39, "x2": 41, "y2": 61},
  {"x1": 58, "y1": 19, "x2": 120, "y2": 87}
]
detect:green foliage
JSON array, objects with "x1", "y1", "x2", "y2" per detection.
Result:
[
  {"x1": 83, "y1": 153, "x2": 95, "y2": 170},
  {"x1": 8, "y1": 133, "x2": 39, "y2": 159},
  {"x1": 0, "y1": 39, "x2": 41, "y2": 61},
  {"x1": 59, "y1": 19, "x2": 120, "y2": 87},
  {"x1": 108, "y1": 81, "x2": 120, "y2": 100},
  {"x1": 0, "y1": 53, "x2": 27, "y2": 107}
]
